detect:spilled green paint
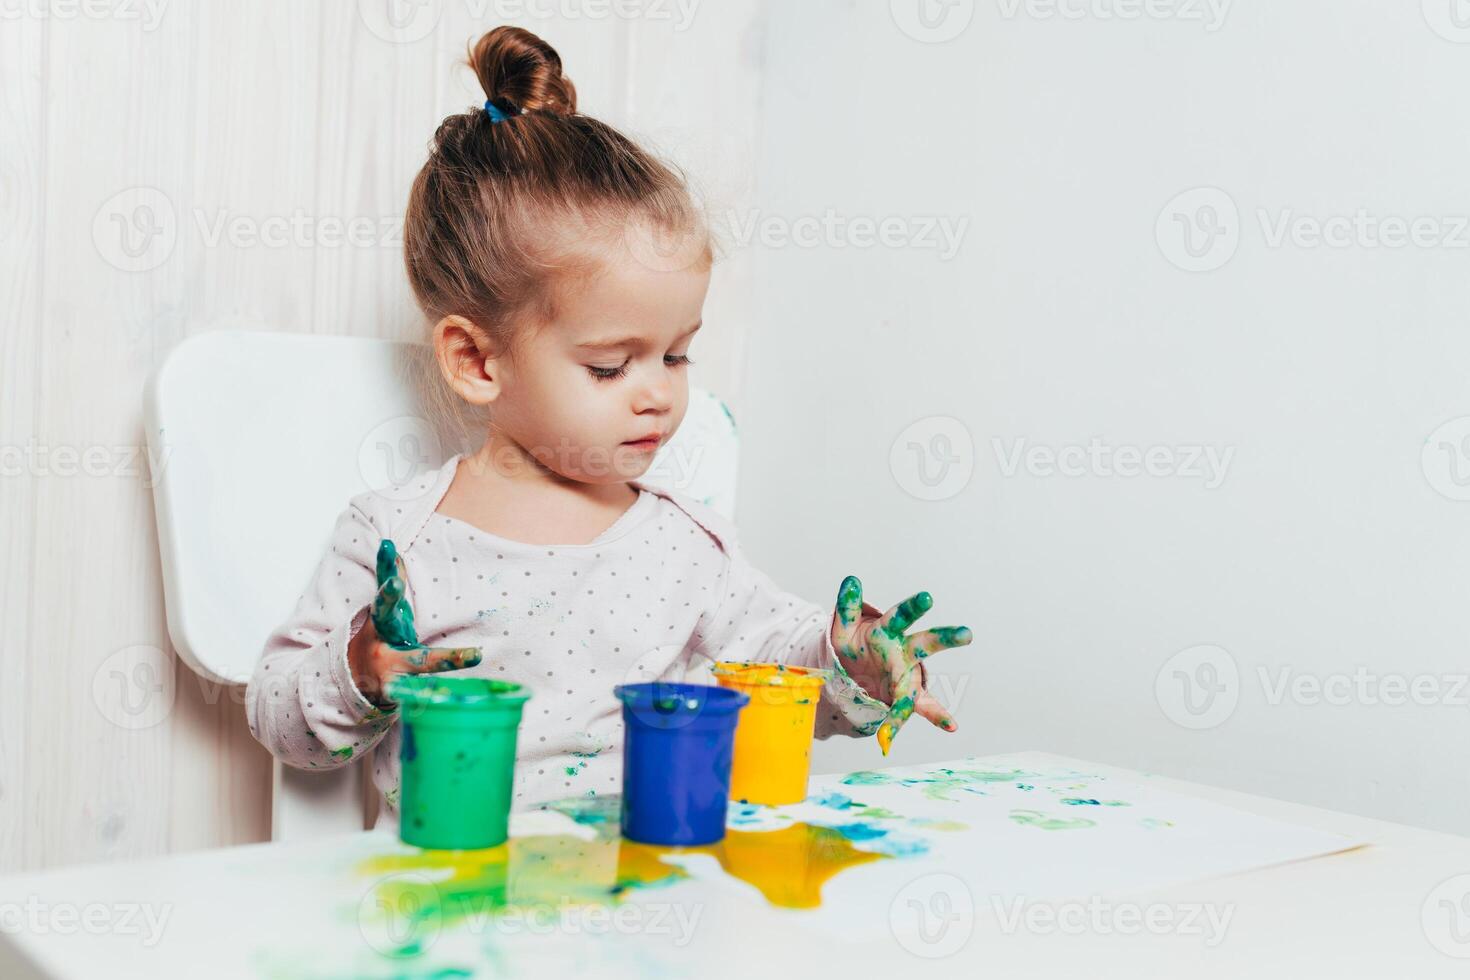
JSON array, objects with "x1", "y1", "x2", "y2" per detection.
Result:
[
  {"x1": 1009, "y1": 809, "x2": 1097, "y2": 831},
  {"x1": 841, "y1": 766, "x2": 1029, "y2": 802},
  {"x1": 1061, "y1": 798, "x2": 1130, "y2": 807}
]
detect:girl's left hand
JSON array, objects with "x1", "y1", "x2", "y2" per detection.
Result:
[{"x1": 830, "y1": 575, "x2": 972, "y2": 755}]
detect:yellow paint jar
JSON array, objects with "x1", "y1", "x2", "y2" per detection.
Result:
[{"x1": 712, "y1": 662, "x2": 827, "y2": 805}]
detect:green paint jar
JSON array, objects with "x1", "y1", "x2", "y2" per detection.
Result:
[{"x1": 388, "y1": 675, "x2": 531, "y2": 850}]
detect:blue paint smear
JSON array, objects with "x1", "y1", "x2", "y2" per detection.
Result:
[
  {"x1": 401, "y1": 722, "x2": 417, "y2": 763},
  {"x1": 832, "y1": 823, "x2": 888, "y2": 842},
  {"x1": 809, "y1": 791, "x2": 855, "y2": 810},
  {"x1": 728, "y1": 803, "x2": 766, "y2": 826},
  {"x1": 867, "y1": 837, "x2": 932, "y2": 858}
]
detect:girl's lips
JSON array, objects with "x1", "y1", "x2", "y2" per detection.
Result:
[{"x1": 622, "y1": 437, "x2": 661, "y2": 451}]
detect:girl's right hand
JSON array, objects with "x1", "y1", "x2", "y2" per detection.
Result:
[{"x1": 347, "y1": 539, "x2": 483, "y2": 708}]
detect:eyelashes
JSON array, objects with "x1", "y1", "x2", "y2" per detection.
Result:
[{"x1": 587, "y1": 354, "x2": 694, "y2": 382}]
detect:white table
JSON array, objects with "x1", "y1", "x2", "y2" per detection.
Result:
[{"x1": 1, "y1": 752, "x2": 1466, "y2": 978}]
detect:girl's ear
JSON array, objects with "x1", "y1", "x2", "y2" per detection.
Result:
[{"x1": 433, "y1": 315, "x2": 503, "y2": 406}]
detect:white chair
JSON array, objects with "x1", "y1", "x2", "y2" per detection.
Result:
[{"x1": 144, "y1": 328, "x2": 739, "y2": 842}]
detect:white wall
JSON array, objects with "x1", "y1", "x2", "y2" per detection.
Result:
[
  {"x1": 0, "y1": 0, "x2": 762, "y2": 872},
  {"x1": 736, "y1": 0, "x2": 1470, "y2": 835}
]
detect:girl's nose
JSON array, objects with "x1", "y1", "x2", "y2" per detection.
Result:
[{"x1": 632, "y1": 368, "x2": 674, "y2": 414}]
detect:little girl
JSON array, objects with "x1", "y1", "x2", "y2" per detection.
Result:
[{"x1": 245, "y1": 25, "x2": 971, "y2": 815}]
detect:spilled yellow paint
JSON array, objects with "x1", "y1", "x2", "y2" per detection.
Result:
[{"x1": 358, "y1": 820, "x2": 887, "y2": 931}]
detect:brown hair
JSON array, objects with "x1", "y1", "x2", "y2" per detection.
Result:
[{"x1": 404, "y1": 26, "x2": 712, "y2": 436}]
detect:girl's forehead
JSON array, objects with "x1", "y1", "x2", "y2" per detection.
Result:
[{"x1": 550, "y1": 257, "x2": 710, "y2": 342}]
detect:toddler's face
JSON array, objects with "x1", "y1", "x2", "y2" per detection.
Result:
[{"x1": 491, "y1": 252, "x2": 710, "y2": 485}]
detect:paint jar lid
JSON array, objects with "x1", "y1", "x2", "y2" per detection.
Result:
[
  {"x1": 712, "y1": 661, "x2": 829, "y2": 690},
  {"x1": 615, "y1": 681, "x2": 748, "y2": 717},
  {"x1": 387, "y1": 675, "x2": 530, "y2": 712}
]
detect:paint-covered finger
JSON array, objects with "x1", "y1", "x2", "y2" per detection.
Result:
[
  {"x1": 373, "y1": 577, "x2": 421, "y2": 650},
  {"x1": 912, "y1": 688, "x2": 958, "y2": 733},
  {"x1": 875, "y1": 659, "x2": 924, "y2": 755},
  {"x1": 375, "y1": 539, "x2": 398, "y2": 587},
  {"x1": 906, "y1": 625, "x2": 973, "y2": 659},
  {"x1": 832, "y1": 575, "x2": 865, "y2": 654},
  {"x1": 877, "y1": 591, "x2": 933, "y2": 638},
  {"x1": 396, "y1": 645, "x2": 482, "y2": 674}
]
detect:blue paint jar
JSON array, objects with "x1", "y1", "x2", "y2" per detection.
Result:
[{"x1": 615, "y1": 682, "x2": 749, "y2": 846}]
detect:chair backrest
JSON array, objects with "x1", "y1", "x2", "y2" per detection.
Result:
[{"x1": 144, "y1": 328, "x2": 739, "y2": 839}]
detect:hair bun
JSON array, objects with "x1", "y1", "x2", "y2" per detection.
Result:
[{"x1": 469, "y1": 26, "x2": 577, "y2": 117}]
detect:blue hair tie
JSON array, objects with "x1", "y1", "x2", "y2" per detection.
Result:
[{"x1": 484, "y1": 99, "x2": 516, "y2": 124}]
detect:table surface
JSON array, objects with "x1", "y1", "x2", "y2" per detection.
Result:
[{"x1": 1, "y1": 751, "x2": 1467, "y2": 979}]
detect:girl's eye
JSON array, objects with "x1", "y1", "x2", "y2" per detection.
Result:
[
  {"x1": 665, "y1": 354, "x2": 694, "y2": 367},
  {"x1": 587, "y1": 361, "x2": 629, "y2": 381}
]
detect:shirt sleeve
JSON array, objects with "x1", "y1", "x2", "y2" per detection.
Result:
[
  {"x1": 688, "y1": 534, "x2": 893, "y2": 740},
  {"x1": 244, "y1": 501, "x2": 396, "y2": 770}
]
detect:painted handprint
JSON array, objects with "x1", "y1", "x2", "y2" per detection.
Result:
[{"x1": 830, "y1": 575, "x2": 972, "y2": 755}]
